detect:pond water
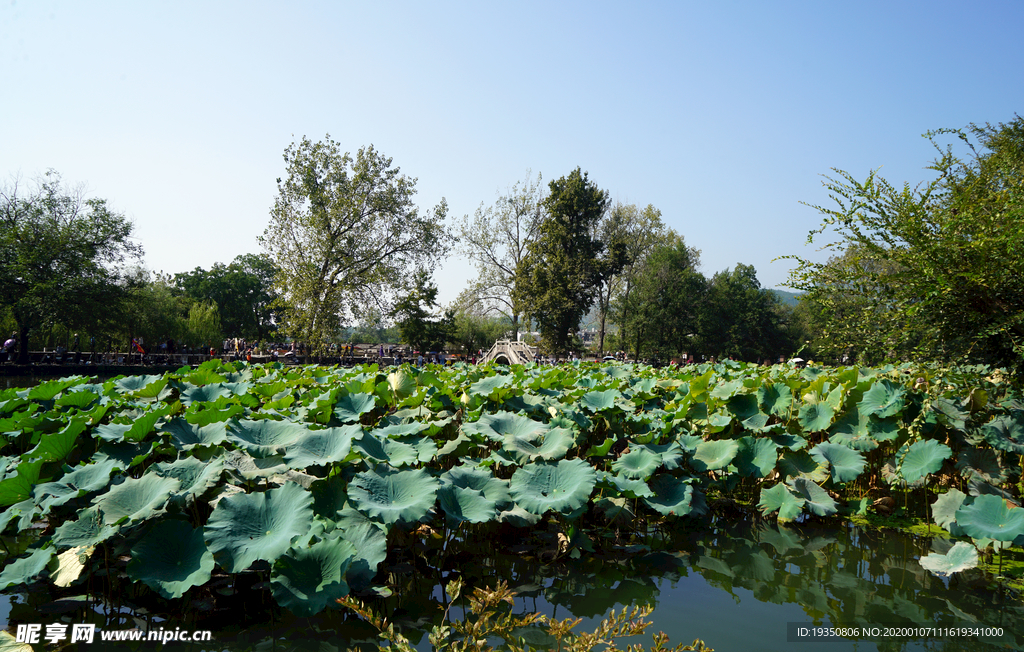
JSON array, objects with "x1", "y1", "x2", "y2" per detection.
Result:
[{"x1": 3, "y1": 515, "x2": 1021, "y2": 651}]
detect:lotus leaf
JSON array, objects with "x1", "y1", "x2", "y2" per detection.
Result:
[
  {"x1": 510, "y1": 459, "x2": 597, "y2": 516},
  {"x1": 777, "y1": 449, "x2": 828, "y2": 483},
  {"x1": 954, "y1": 494, "x2": 1024, "y2": 542},
  {"x1": 644, "y1": 475, "x2": 706, "y2": 517},
  {"x1": 798, "y1": 401, "x2": 835, "y2": 432},
  {"x1": 26, "y1": 420, "x2": 86, "y2": 463},
  {"x1": 93, "y1": 473, "x2": 180, "y2": 525},
  {"x1": 899, "y1": 439, "x2": 952, "y2": 484},
  {"x1": 179, "y1": 383, "x2": 236, "y2": 406},
  {"x1": 709, "y1": 380, "x2": 742, "y2": 400},
  {"x1": 185, "y1": 367, "x2": 227, "y2": 385},
  {"x1": 438, "y1": 485, "x2": 497, "y2": 523},
  {"x1": 727, "y1": 394, "x2": 759, "y2": 420},
  {"x1": 161, "y1": 418, "x2": 229, "y2": 450},
  {"x1": 271, "y1": 537, "x2": 356, "y2": 616},
  {"x1": 496, "y1": 504, "x2": 541, "y2": 527},
  {"x1": 152, "y1": 456, "x2": 225, "y2": 501},
  {"x1": 50, "y1": 546, "x2": 92, "y2": 588},
  {"x1": 222, "y1": 450, "x2": 289, "y2": 480},
  {"x1": 981, "y1": 411, "x2": 1024, "y2": 454},
  {"x1": 227, "y1": 419, "x2": 307, "y2": 457},
  {"x1": 596, "y1": 471, "x2": 654, "y2": 498},
  {"x1": 810, "y1": 442, "x2": 866, "y2": 484},
  {"x1": 787, "y1": 477, "x2": 837, "y2": 516},
  {"x1": 34, "y1": 459, "x2": 116, "y2": 514},
  {"x1": 91, "y1": 441, "x2": 153, "y2": 471},
  {"x1": 594, "y1": 496, "x2": 635, "y2": 524},
  {"x1": 612, "y1": 447, "x2": 661, "y2": 480},
  {"x1": 919, "y1": 541, "x2": 979, "y2": 577},
  {"x1": 52, "y1": 507, "x2": 120, "y2": 548},
  {"x1": 114, "y1": 375, "x2": 165, "y2": 393},
  {"x1": 758, "y1": 383, "x2": 793, "y2": 418},
  {"x1": 689, "y1": 439, "x2": 739, "y2": 472},
  {"x1": 334, "y1": 507, "x2": 388, "y2": 590},
  {"x1": 283, "y1": 425, "x2": 359, "y2": 469},
  {"x1": 204, "y1": 481, "x2": 314, "y2": 572},
  {"x1": 734, "y1": 436, "x2": 779, "y2": 478},
  {"x1": 387, "y1": 370, "x2": 416, "y2": 400},
  {"x1": 858, "y1": 380, "x2": 906, "y2": 418},
  {"x1": 580, "y1": 389, "x2": 621, "y2": 412},
  {"x1": 334, "y1": 393, "x2": 376, "y2": 423},
  {"x1": 128, "y1": 520, "x2": 215, "y2": 599},
  {"x1": 956, "y1": 448, "x2": 1006, "y2": 485},
  {"x1": 462, "y1": 411, "x2": 547, "y2": 443},
  {"x1": 931, "y1": 489, "x2": 967, "y2": 531},
  {"x1": 348, "y1": 467, "x2": 438, "y2": 525},
  {"x1": 758, "y1": 483, "x2": 805, "y2": 522},
  {"x1": 352, "y1": 435, "x2": 418, "y2": 467},
  {"x1": 502, "y1": 426, "x2": 574, "y2": 463},
  {"x1": 441, "y1": 465, "x2": 511, "y2": 506},
  {"x1": 0, "y1": 547, "x2": 54, "y2": 590}
]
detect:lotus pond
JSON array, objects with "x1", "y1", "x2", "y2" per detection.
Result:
[{"x1": 1, "y1": 359, "x2": 1023, "y2": 650}]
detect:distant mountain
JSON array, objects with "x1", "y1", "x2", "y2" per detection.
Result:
[{"x1": 770, "y1": 289, "x2": 802, "y2": 307}]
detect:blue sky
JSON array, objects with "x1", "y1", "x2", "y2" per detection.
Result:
[{"x1": 3, "y1": 1, "x2": 1022, "y2": 307}]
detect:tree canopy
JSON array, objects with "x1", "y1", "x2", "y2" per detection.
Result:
[
  {"x1": 174, "y1": 253, "x2": 279, "y2": 341},
  {"x1": 0, "y1": 171, "x2": 143, "y2": 363},
  {"x1": 260, "y1": 136, "x2": 451, "y2": 353},
  {"x1": 786, "y1": 116, "x2": 1024, "y2": 369},
  {"x1": 515, "y1": 169, "x2": 625, "y2": 355}
]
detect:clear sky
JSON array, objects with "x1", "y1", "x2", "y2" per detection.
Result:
[{"x1": 3, "y1": 1, "x2": 1022, "y2": 308}]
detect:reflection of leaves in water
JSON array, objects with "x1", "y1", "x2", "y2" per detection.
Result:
[
  {"x1": 758, "y1": 525, "x2": 803, "y2": 555},
  {"x1": 727, "y1": 548, "x2": 775, "y2": 583}
]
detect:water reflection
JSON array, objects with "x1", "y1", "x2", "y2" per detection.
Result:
[{"x1": 3, "y1": 516, "x2": 1022, "y2": 651}]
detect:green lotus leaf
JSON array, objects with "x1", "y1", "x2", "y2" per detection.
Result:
[
  {"x1": 954, "y1": 494, "x2": 1024, "y2": 542},
  {"x1": 777, "y1": 449, "x2": 828, "y2": 483},
  {"x1": 26, "y1": 419, "x2": 86, "y2": 463},
  {"x1": 919, "y1": 541, "x2": 979, "y2": 577},
  {"x1": 284, "y1": 425, "x2": 359, "y2": 469},
  {"x1": 91, "y1": 441, "x2": 153, "y2": 471},
  {"x1": 858, "y1": 379, "x2": 907, "y2": 418},
  {"x1": 734, "y1": 436, "x2": 779, "y2": 478},
  {"x1": 352, "y1": 434, "x2": 418, "y2": 467},
  {"x1": 810, "y1": 442, "x2": 866, "y2": 484},
  {"x1": 900, "y1": 439, "x2": 952, "y2": 484},
  {"x1": 227, "y1": 419, "x2": 307, "y2": 458},
  {"x1": 186, "y1": 367, "x2": 227, "y2": 386},
  {"x1": 496, "y1": 504, "x2": 542, "y2": 527},
  {"x1": 151, "y1": 456, "x2": 225, "y2": 501},
  {"x1": 348, "y1": 467, "x2": 439, "y2": 525},
  {"x1": 334, "y1": 393, "x2": 377, "y2": 423},
  {"x1": 52, "y1": 507, "x2": 120, "y2": 548},
  {"x1": 373, "y1": 422, "x2": 432, "y2": 438},
  {"x1": 114, "y1": 375, "x2": 165, "y2": 394},
  {"x1": 204, "y1": 482, "x2": 314, "y2": 572},
  {"x1": 50, "y1": 545, "x2": 93, "y2": 588},
  {"x1": 467, "y1": 374, "x2": 512, "y2": 397},
  {"x1": 180, "y1": 383, "x2": 234, "y2": 405},
  {"x1": 0, "y1": 547, "x2": 55, "y2": 590},
  {"x1": 726, "y1": 394, "x2": 759, "y2": 420},
  {"x1": 94, "y1": 423, "x2": 131, "y2": 442},
  {"x1": 186, "y1": 403, "x2": 245, "y2": 427},
  {"x1": 787, "y1": 477, "x2": 837, "y2": 517},
  {"x1": 222, "y1": 450, "x2": 288, "y2": 481},
  {"x1": 596, "y1": 471, "x2": 654, "y2": 498},
  {"x1": 34, "y1": 459, "x2": 116, "y2": 514},
  {"x1": 709, "y1": 380, "x2": 742, "y2": 400},
  {"x1": 54, "y1": 390, "x2": 99, "y2": 409},
  {"x1": 690, "y1": 439, "x2": 739, "y2": 472},
  {"x1": 931, "y1": 489, "x2": 967, "y2": 531},
  {"x1": 93, "y1": 473, "x2": 181, "y2": 525},
  {"x1": 161, "y1": 418, "x2": 229, "y2": 450},
  {"x1": 441, "y1": 465, "x2": 511, "y2": 506},
  {"x1": 334, "y1": 507, "x2": 388, "y2": 590},
  {"x1": 271, "y1": 537, "x2": 356, "y2": 616},
  {"x1": 127, "y1": 520, "x2": 214, "y2": 599},
  {"x1": 758, "y1": 383, "x2": 793, "y2": 418},
  {"x1": 580, "y1": 389, "x2": 621, "y2": 412},
  {"x1": 502, "y1": 426, "x2": 574, "y2": 463},
  {"x1": 758, "y1": 483, "x2": 805, "y2": 522},
  {"x1": 798, "y1": 402, "x2": 835, "y2": 432},
  {"x1": 0, "y1": 460, "x2": 46, "y2": 507},
  {"x1": 644, "y1": 474, "x2": 707, "y2": 517},
  {"x1": 510, "y1": 459, "x2": 597, "y2": 516},
  {"x1": 612, "y1": 447, "x2": 662, "y2": 480},
  {"x1": 438, "y1": 485, "x2": 497, "y2": 523},
  {"x1": 594, "y1": 496, "x2": 635, "y2": 525},
  {"x1": 981, "y1": 412, "x2": 1024, "y2": 455},
  {"x1": 956, "y1": 448, "x2": 1006, "y2": 485},
  {"x1": 462, "y1": 411, "x2": 548, "y2": 444}
]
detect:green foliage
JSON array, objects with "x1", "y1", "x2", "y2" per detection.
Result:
[
  {"x1": 174, "y1": 253, "x2": 279, "y2": 340},
  {"x1": 0, "y1": 171, "x2": 144, "y2": 362},
  {"x1": 786, "y1": 115, "x2": 1024, "y2": 369},
  {"x1": 260, "y1": 135, "x2": 451, "y2": 353}
]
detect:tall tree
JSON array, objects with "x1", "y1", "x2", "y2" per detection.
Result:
[
  {"x1": 786, "y1": 116, "x2": 1024, "y2": 369},
  {"x1": 457, "y1": 172, "x2": 545, "y2": 339},
  {"x1": 0, "y1": 171, "x2": 143, "y2": 363},
  {"x1": 391, "y1": 270, "x2": 454, "y2": 353},
  {"x1": 174, "y1": 253, "x2": 280, "y2": 341},
  {"x1": 260, "y1": 136, "x2": 451, "y2": 353},
  {"x1": 699, "y1": 264, "x2": 791, "y2": 362},
  {"x1": 515, "y1": 169, "x2": 625, "y2": 355}
]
